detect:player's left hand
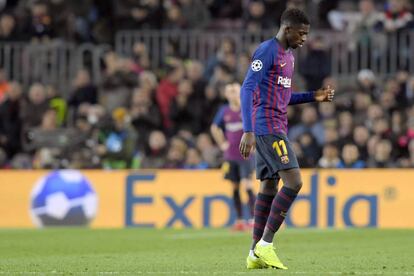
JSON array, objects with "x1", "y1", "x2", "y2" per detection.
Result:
[{"x1": 315, "y1": 85, "x2": 335, "y2": 102}]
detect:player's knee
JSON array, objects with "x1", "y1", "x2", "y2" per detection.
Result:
[
  {"x1": 287, "y1": 181, "x2": 302, "y2": 192},
  {"x1": 259, "y1": 179, "x2": 277, "y2": 195}
]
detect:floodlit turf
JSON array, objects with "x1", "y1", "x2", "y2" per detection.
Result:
[{"x1": 0, "y1": 228, "x2": 413, "y2": 275}]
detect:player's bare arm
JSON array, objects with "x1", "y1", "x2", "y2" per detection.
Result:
[
  {"x1": 314, "y1": 85, "x2": 335, "y2": 102},
  {"x1": 239, "y1": 132, "x2": 255, "y2": 159}
]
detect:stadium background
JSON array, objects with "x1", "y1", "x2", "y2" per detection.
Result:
[
  {"x1": 1, "y1": 0, "x2": 414, "y2": 274},
  {"x1": 0, "y1": 0, "x2": 413, "y2": 227}
]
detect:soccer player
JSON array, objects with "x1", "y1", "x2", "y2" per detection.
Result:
[
  {"x1": 211, "y1": 82, "x2": 255, "y2": 231},
  {"x1": 239, "y1": 8, "x2": 335, "y2": 270}
]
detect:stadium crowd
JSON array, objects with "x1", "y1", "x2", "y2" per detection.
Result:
[{"x1": 0, "y1": 0, "x2": 414, "y2": 169}]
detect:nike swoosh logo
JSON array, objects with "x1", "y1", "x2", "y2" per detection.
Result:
[{"x1": 280, "y1": 62, "x2": 287, "y2": 67}]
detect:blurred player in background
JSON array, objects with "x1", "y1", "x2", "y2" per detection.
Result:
[
  {"x1": 211, "y1": 82, "x2": 255, "y2": 231},
  {"x1": 239, "y1": 8, "x2": 335, "y2": 270}
]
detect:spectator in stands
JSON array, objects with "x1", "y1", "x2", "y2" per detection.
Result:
[
  {"x1": 289, "y1": 105, "x2": 325, "y2": 146},
  {"x1": 27, "y1": 2, "x2": 55, "y2": 42},
  {"x1": 196, "y1": 132, "x2": 221, "y2": 168},
  {"x1": 96, "y1": 107, "x2": 138, "y2": 169},
  {"x1": 338, "y1": 111, "x2": 354, "y2": 142},
  {"x1": 183, "y1": 147, "x2": 209, "y2": 169},
  {"x1": 299, "y1": 35, "x2": 331, "y2": 91},
  {"x1": 164, "y1": 136, "x2": 187, "y2": 168},
  {"x1": 318, "y1": 143, "x2": 341, "y2": 168},
  {"x1": 20, "y1": 83, "x2": 49, "y2": 130},
  {"x1": 101, "y1": 52, "x2": 137, "y2": 112},
  {"x1": 178, "y1": 0, "x2": 211, "y2": 29},
  {"x1": 0, "y1": 68, "x2": 9, "y2": 103},
  {"x1": 347, "y1": 0, "x2": 383, "y2": 51},
  {"x1": 337, "y1": 143, "x2": 366, "y2": 168},
  {"x1": 353, "y1": 125, "x2": 370, "y2": 160},
  {"x1": 0, "y1": 81, "x2": 22, "y2": 158},
  {"x1": 244, "y1": 0, "x2": 275, "y2": 32},
  {"x1": 156, "y1": 62, "x2": 184, "y2": 129},
  {"x1": 163, "y1": 3, "x2": 186, "y2": 29},
  {"x1": 204, "y1": 37, "x2": 235, "y2": 80},
  {"x1": 357, "y1": 69, "x2": 379, "y2": 98},
  {"x1": 207, "y1": 0, "x2": 242, "y2": 20},
  {"x1": 324, "y1": 126, "x2": 340, "y2": 145},
  {"x1": 46, "y1": 85, "x2": 66, "y2": 126},
  {"x1": 353, "y1": 92, "x2": 372, "y2": 125},
  {"x1": 130, "y1": 87, "x2": 162, "y2": 151},
  {"x1": 291, "y1": 141, "x2": 313, "y2": 168},
  {"x1": 132, "y1": 42, "x2": 151, "y2": 73},
  {"x1": 68, "y1": 69, "x2": 98, "y2": 117},
  {"x1": 298, "y1": 132, "x2": 321, "y2": 167},
  {"x1": 115, "y1": 0, "x2": 164, "y2": 30},
  {"x1": 169, "y1": 78, "x2": 203, "y2": 135},
  {"x1": 141, "y1": 130, "x2": 167, "y2": 168},
  {"x1": 365, "y1": 104, "x2": 385, "y2": 131},
  {"x1": 372, "y1": 117, "x2": 391, "y2": 139},
  {"x1": 377, "y1": 0, "x2": 414, "y2": 33},
  {"x1": 0, "y1": 13, "x2": 20, "y2": 41},
  {"x1": 185, "y1": 60, "x2": 207, "y2": 101},
  {"x1": 368, "y1": 139, "x2": 394, "y2": 167}
]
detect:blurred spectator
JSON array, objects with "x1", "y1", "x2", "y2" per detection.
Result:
[
  {"x1": 291, "y1": 141, "x2": 313, "y2": 168},
  {"x1": 196, "y1": 132, "x2": 221, "y2": 168},
  {"x1": 97, "y1": 107, "x2": 138, "y2": 169},
  {"x1": 27, "y1": 2, "x2": 55, "y2": 42},
  {"x1": 377, "y1": 0, "x2": 414, "y2": 33},
  {"x1": 0, "y1": 68, "x2": 9, "y2": 103},
  {"x1": 156, "y1": 63, "x2": 184, "y2": 128},
  {"x1": 115, "y1": 0, "x2": 164, "y2": 30},
  {"x1": 337, "y1": 143, "x2": 366, "y2": 168},
  {"x1": 141, "y1": 130, "x2": 167, "y2": 169},
  {"x1": 169, "y1": 78, "x2": 203, "y2": 134},
  {"x1": 0, "y1": 81, "x2": 22, "y2": 157},
  {"x1": 164, "y1": 3, "x2": 187, "y2": 29},
  {"x1": 204, "y1": 37, "x2": 235, "y2": 80},
  {"x1": 338, "y1": 111, "x2": 354, "y2": 142},
  {"x1": 185, "y1": 60, "x2": 207, "y2": 100},
  {"x1": 299, "y1": 35, "x2": 331, "y2": 91},
  {"x1": 357, "y1": 69, "x2": 379, "y2": 97},
  {"x1": 318, "y1": 143, "x2": 341, "y2": 168},
  {"x1": 101, "y1": 52, "x2": 137, "y2": 112},
  {"x1": 68, "y1": 69, "x2": 98, "y2": 117},
  {"x1": 0, "y1": 13, "x2": 20, "y2": 41},
  {"x1": 353, "y1": 125, "x2": 370, "y2": 160},
  {"x1": 244, "y1": 0, "x2": 275, "y2": 32},
  {"x1": 164, "y1": 136, "x2": 187, "y2": 168},
  {"x1": 20, "y1": 83, "x2": 49, "y2": 130},
  {"x1": 289, "y1": 105, "x2": 325, "y2": 146},
  {"x1": 298, "y1": 132, "x2": 321, "y2": 166},
  {"x1": 130, "y1": 87, "x2": 162, "y2": 150},
  {"x1": 347, "y1": 0, "x2": 383, "y2": 51},
  {"x1": 183, "y1": 147, "x2": 209, "y2": 169},
  {"x1": 367, "y1": 139, "x2": 394, "y2": 167},
  {"x1": 178, "y1": 0, "x2": 211, "y2": 29}
]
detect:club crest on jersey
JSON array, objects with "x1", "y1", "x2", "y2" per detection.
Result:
[
  {"x1": 281, "y1": 155, "x2": 290, "y2": 164},
  {"x1": 251, "y1": 60, "x2": 263, "y2": 72},
  {"x1": 277, "y1": 76, "x2": 291, "y2": 88}
]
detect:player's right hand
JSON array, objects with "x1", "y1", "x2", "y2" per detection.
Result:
[{"x1": 239, "y1": 132, "x2": 256, "y2": 159}]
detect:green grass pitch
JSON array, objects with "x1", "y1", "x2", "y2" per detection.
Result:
[{"x1": 0, "y1": 228, "x2": 413, "y2": 275}]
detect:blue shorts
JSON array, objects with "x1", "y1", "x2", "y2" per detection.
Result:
[
  {"x1": 223, "y1": 159, "x2": 255, "y2": 183},
  {"x1": 255, "y1": 134, "x2": 299, "y2": 180}
]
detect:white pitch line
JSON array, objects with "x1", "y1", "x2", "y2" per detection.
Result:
[{"x1": 0, "y1": 272, "x2": 413, "y2": 275}]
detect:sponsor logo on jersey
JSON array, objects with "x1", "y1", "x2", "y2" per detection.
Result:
[{"x1": 277, "y1": 76, "x2": 291, "y2": 88}]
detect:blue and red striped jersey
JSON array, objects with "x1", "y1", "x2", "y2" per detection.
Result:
[{"x1": 240, "y1": 38, "x2": 314, "y2": 135}]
